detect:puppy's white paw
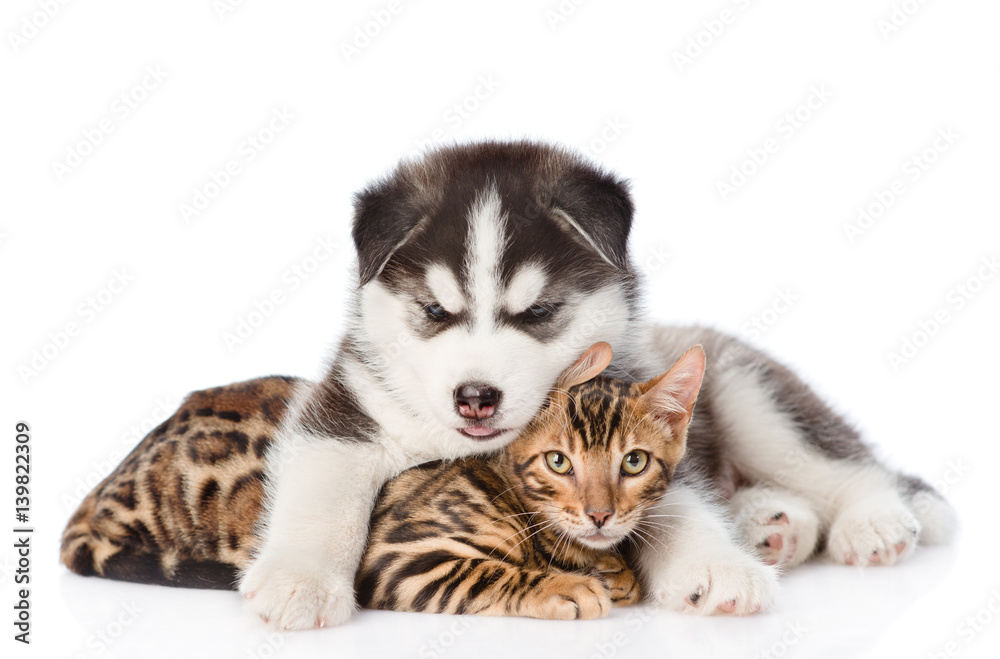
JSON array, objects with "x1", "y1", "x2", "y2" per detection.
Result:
[
  {"x1": 731, "y1": 489, "x2": 820, "y2": 569},
  {"x1": 827, "y1": 500, "x2": 920, "y2": 567},
  {"x1": 240, "y1": 558, "x2": 355, "y2": 630},
  {"x1": 647, "y1": 545, "x2": 778, "y2": 616}
]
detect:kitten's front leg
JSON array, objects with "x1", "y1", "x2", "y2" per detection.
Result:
[
  {"x1": 239, "y1": 436, "x2": 393, "y2": 630},
  {"x1": 636, "y1": 483, "x2": 778, "y2": 615}
]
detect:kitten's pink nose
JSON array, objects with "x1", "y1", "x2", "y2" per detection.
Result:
[{"x1": 588, "y1": 510, "x2": 613, "y2": 528}]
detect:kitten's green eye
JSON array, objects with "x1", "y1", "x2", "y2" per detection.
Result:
[
  {"x1": 621, "y1": 451, "x2": 648, "y2": 476},
  {"x1": 545, "y1": 451, "x2": 572, "y2": 474}
]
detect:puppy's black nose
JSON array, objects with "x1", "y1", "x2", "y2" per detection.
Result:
[{"x1": 455, "y1": 383, "x2": 502, "y2": 420}]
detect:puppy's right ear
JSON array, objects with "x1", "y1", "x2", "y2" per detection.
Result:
[
  {"x1": 556, "y1": 342, "x2": 614, "y2": 390},
  {"x1": 351, "y1": 174, "x2": 424, "y2": 286}
]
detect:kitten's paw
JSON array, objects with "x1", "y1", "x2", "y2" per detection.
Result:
[
  {"x1": 589, "y1": 555, "x2": 640, "y2": 606},
  {"x1": 532, "y1": 573, "x2": 612, "y2": 620},
  {"x1": 240, "y1": 558, "x2": 355, "y2": 630},
  {"x1": 732, "y1": 490, "x2": 820, "y2": 568},
  {"x1": 648, "y1": 546, "x2": 778, "y2": 615},
  {"x1": 827, "y1": 501, "x2": 920, "y2": 567}
]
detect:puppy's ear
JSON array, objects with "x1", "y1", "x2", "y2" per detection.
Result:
[
  {"x1": 351, "y1": 175, "x2": 424, "y2": 286},
  {"x1": 550, "y1": 164, "x2": 634, "y2": 271}
]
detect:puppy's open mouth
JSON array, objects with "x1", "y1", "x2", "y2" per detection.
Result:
[{"x1": 458, "y1": 425, "x2": 507, "y2": 439}]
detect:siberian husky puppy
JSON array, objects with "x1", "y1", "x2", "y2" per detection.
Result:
[{"x1": 240, "y1": 141, "x2": 954, "y2": 628}]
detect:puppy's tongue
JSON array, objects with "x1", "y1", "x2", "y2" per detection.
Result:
[{"x1": 461, "y1": 425, "x2": 498, "y2": 437}]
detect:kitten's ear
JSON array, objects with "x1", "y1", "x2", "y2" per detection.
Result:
[
  {"x1": 639, "y1": 345, "x2": 706, "y2": 436},
  {"x1": 556, "y1": 342, "x2": 614, "y2": 390}
]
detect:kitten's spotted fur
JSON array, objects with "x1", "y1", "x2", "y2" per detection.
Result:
[{"x1": 62, "y1": 344, "x2": 707, "y2": 620}]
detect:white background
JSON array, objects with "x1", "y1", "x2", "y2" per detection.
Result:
[{"x1": 2, "y1": 1, "x2": 999, "y2": 657}]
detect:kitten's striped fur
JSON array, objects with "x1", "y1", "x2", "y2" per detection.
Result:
[{"x1": 61, "y1": 344, "x2": 707, "y2": 619}]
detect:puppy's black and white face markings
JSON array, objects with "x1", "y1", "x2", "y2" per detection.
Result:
[{"x1": 350, "y1": 141, "x2": 641, "y2": 453}]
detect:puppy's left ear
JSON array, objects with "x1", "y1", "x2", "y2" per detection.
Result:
[
  {"x1": 551, "y1": 163, "x2": 634, "y2": 271},
  {"x1": 351, "y1": 173, "x2": 424, "y2": 286}
]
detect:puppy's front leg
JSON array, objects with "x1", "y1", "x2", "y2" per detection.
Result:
[
  {"x1": 239, "y1": 436, "x2": 393, "y2": 630},
  {"x1": 636, "y1": 483, "x2": 778, "y2": 615}
]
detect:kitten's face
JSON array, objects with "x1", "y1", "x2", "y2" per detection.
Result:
[{"x1": 506, "y1": 346, "x2": 706, "y2": 551}]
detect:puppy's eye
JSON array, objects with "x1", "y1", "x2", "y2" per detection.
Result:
[
  {"x1": 424, "y1": 303, "x2": 449, "y2": 321},
  {"x1": 621, "y1": 450, "x2": 648, "y2": 476},
  {"x1": 545, "y1": 451, "x2": 572, "y2": 475},
  {"x1": 522, "y1": 304, "x2": 556, "y2": 322}
]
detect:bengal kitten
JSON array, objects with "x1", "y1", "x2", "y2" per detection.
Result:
[{"x1": 61, "y1": 343, "x2": 706, "y2": 620}]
